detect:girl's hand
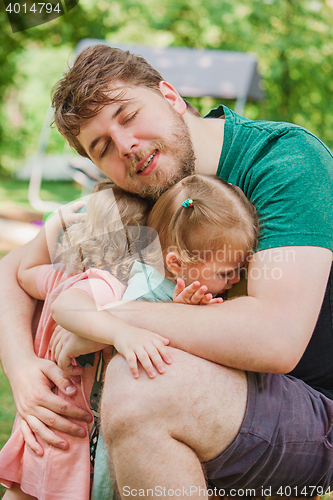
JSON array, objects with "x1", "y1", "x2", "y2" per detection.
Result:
[
  {"x1": 113, "y1": 329, "x2": 172, "y2": 379},
  {"x1": 58, "y1": 200, "x2": 87, "y2": 228},
  {"x1": 50, "y1": 325, "x2": 107, "y2": 375},
  {"x1": 173, "y1": 278, "x2": 223, "y2": 305},
  {"x1": 46, "y1": 200, "x2": 86, "y2": 233}
]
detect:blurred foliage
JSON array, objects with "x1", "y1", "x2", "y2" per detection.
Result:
[{"x1": 1, "y1": 0, "x2": 333, "y2": 175}]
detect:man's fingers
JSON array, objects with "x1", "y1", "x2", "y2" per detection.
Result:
[
  {"x1": 24, "y1": 414, "x2": 70, "y2": 450},
  {"x1": 41, "y1": 358, "x2": 78, "y2": 396},
  {"x1": 25, "y1": 400, "x2": 91, "y2": 440},
  {"x1": 43, "y1": 391, "x2": 92, "y2": 424},
  {"x1": 20, "y1": 419, "x2": 44, "y2": 456}
]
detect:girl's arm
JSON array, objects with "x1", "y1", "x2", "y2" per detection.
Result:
[
  {"x1": 51, "y1": 288, "x2": 172, "y2": 379},
  {"x1": 50, "y1": 325, "x2": 112, "y2": 376},
  {"x1": 18, "y1": 201, "x2": 85, "y2": 299},
  {"x1": 0, "y1": 242, "x2": 92, "y2": 457}
]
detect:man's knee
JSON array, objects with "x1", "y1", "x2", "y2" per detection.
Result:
[
  {"x1": 100, "y1": 354, "x2": 157, "y2": 439},
  {"x1": 100, "y1": 349, "x2": 247, "y2": 441}
]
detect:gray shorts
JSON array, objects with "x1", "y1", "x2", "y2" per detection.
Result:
[{"x1": 204, "y1": 372, "x2": 333, "y2": 497}]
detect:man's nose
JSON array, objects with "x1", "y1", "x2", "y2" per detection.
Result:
[{"x1": 112, "y1": 129, "x2": 139, "y2": 158}]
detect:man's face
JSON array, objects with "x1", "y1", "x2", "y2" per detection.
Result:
[{"x1": 77, "y1": 84, "x2": 196, "y2": 200}]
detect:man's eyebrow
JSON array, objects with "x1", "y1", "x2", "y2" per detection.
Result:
[{"x1": 88, "y1": 103, "x2": 128, "y2": 156}]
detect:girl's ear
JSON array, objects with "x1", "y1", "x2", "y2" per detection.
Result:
[{"x1": 165, "y1": 251, "x2": 183, "y2": 277}]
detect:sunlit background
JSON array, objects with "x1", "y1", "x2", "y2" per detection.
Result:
[{"x1": 1, "y1": 0, "x2": 333, "y2": 496}]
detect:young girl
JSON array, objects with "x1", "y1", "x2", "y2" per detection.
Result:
[
  {"x1": 0, "y1": 182, "x2": 170, "y2": 500},
  {"x1": 49, "y1": 174, "x2": 259, "y2": 500}
]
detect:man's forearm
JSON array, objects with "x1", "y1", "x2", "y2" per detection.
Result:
[
  {"x1": 108, "y1": 297, "x2": 294, "y2": 373},
  {"x1": 0, "y1": 244, "x2": 37, "y2": 378},
  {"x1": 108, "y1": 246, "x2": 331, "y2": 374}
]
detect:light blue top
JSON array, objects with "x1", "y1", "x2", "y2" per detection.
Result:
[
  {"x1": 122, "y1": 261, "x2": 176, "y2": 302},
  {"x1": 92, "y1": 261, "x2": 175, "y2": 500}
]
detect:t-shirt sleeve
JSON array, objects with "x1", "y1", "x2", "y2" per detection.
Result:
[
  {"x1": 251, "y1": 130, "x2": 333, "y2": 252},
  {"x1": 36, "y1": 264, "x2": 65, "y2": 300},
  {"x1": 219, "y1": 109, "x2": 333, "y2": 253},
  {"x1": 70, "y1": 278, "x2": 120, "y2": 306}
]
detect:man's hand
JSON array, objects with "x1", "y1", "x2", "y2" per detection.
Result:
[
  {"x1": 9, "y1": 355, "x2": 92, "y2": 456},
  {"x1": 173, "y1": 278, "x2": 223, "y2": 305},
  {"x1": 50, "y1": 325, "x2": 109, "y2": 375}
]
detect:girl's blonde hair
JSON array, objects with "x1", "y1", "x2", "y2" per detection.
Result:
[
  {"x1": 147, "y1": 174, "x2": 259, "y2": 264},
  {"x1": 59, "y1": 181, "x2": 152, "y2": 283}
]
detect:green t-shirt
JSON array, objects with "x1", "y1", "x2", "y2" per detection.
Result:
[{"x1": 207, "y1": 105, "x2": 333, "y2": 253}]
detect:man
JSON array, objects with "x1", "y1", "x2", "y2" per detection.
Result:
[{"x1": 1, "y1": 44, "x2": 333, "y2": 498}]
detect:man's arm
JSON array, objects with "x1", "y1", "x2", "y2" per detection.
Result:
[
  {"x1": 0, "y1": 242, "x2": 91, "y2": 456},
  {"x1": 106, "y1": 246, "x2": 332, "y2": 373}
]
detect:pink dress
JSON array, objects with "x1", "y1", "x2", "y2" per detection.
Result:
[{"x1": 0, "y1": 264, "x2": 125, "y2": 500}]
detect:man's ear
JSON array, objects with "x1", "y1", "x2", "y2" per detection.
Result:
[
  {"x1": 165, "y1": 251, "x2": 183, "y2": 277},
  {"x1": 158, "y1": 81, "x2": 187, "y2": 116}
]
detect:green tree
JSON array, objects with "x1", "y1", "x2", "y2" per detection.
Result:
[{"x1": 2, "y1": 0, "x2": 333, "y2": 174}]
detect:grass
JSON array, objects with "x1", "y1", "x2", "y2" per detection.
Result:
[
  {"x1": 0, "y1": 368, "x2": 16, "y2": 498},
  {"x1": 0, "y1": 178, "x2": 83, "y2": 212}
]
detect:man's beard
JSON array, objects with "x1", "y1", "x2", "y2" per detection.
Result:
[{"x1": 123, "y1": 110, "x2": 196, "y2": 201}]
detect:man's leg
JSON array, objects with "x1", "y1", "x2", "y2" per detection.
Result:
[{"x1": 101, "y1": 348, "x2": 247, "y2": 499}]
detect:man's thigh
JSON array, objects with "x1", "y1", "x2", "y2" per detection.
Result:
[
  {"x1": 101, "y1": 348, "x2": 248, "y2": 462},
  {"x1": 205, "y1": 372, "x2": 333, "y2": 497}
]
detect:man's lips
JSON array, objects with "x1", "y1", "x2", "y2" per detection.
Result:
[{"x1": 136, "y1": 150, "x2": 158, "y2": 175}]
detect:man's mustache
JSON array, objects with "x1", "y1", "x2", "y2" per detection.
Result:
[{"x1": 127, "y1": 141, "x2": 166, "y2": 177}]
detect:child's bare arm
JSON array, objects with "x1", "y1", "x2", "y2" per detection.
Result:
[
  {"x1": 173, "y1": 278, "x2": 224, "y2": 305},
  {"x1": 18, "y1": 201, "x2": 85, "y2": 299},
  {"x1": 51, "y1": 288, "x2": 172, "y2": 379},
  {"x1": 50, "y1": 325, "x2": 110, "y2": 376}
]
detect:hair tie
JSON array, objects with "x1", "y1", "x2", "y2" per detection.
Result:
[{"x1": 182, "y1": 198, "x2": 194, "y2": 208}]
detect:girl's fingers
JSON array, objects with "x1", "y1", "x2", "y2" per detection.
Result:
[
  {"x1": 56, "y1": 351, "x2": 74, "y2": 374},
  {"x1": 125, "y1": 352, "x2": 139, "y2": 379},
  {"x1": 152, "y1": 340, "x2": 172, "y2": 365},
  {"x1": 135, "y1": 347, "x2": 156, "y2": 378},
  {"x1": 53, "y1": 338, "x2": 63, "y2": 364},
  {"x1": 174, "y1": 281, "x2": 201, "y2": 303},
  {"x1": 172, "y1": 278, "x2": 185, "y2": 300},
  {"x1": 50, "y1": 335, "x2": 61, "y2": 362},
  {"x1": 152, "y1": 333, "x2": 170, "y2": 345},
  {"x1": 190, "y1": 285, "x2": 208, "y2": 304},
  {"x1": 142, "y1": 342, "x2": 171, "y2": 375},
  {"x1": 209, "y1": 297, "x2": 224, "y2": 304}
]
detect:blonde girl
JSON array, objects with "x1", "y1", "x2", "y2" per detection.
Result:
[
  {"x1": 0, "y1": 181, "x2": 169, "y2": 500},
  {"x1": 49, "y1": 173, "x2": 259, "y2": 500}
]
